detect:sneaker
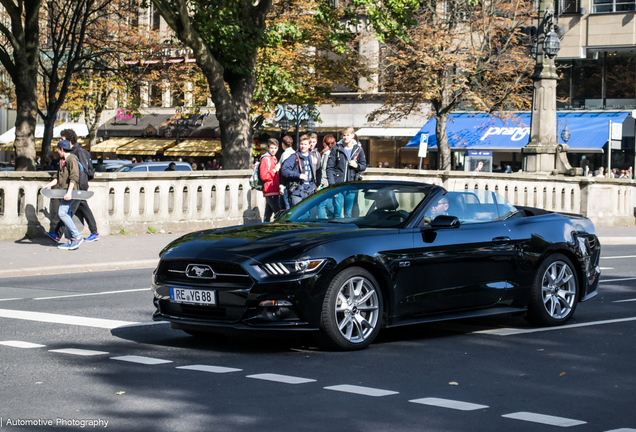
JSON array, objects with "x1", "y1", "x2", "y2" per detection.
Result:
[
  {"x1": 86, "y1": 233, "x2": 100, "y2": 242},
  {"x1": 58, "y1": 240, "x2": 73, "y2": 250},
  {"x1": 45, "y1": 232, "x2": 60, "y2": 242}
]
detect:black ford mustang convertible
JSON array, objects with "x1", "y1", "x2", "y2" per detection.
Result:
[{"x1": 152, "y1": 181, "x2": 601, "y2": 350}]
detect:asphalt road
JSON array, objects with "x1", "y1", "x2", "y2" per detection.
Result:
[{"x1": 0, "y1": 246, "x2": 635, "y2": 432}]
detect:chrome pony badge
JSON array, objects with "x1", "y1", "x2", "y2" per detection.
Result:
[{"x1": 185, "y1": 264, "x2": 216, "y2": 279}]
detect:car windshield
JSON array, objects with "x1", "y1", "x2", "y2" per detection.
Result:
[
  {"x1": 277, "y1": 183, "x2": 431, "y2": 228},
  {"x1": 117, "y1": 165, "x2": 133, "y2": 172}
]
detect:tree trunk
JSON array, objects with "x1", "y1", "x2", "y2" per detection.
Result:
[
  {"x1": 13, "y1": 81, "x2": 38, "y2": 172},
  {"x1": 436, "y1": 111, "x2": 452, "y2": 171},
  {"x1": 41, "y1": 115, "x2": 57, "y2": 162}
]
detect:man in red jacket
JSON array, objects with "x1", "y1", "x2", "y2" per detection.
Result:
[{"x1": 259, "y1": 138, "x2": 282, "y2": 222}]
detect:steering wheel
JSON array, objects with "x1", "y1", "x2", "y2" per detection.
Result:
[{"x1": 387, "y1": 210, "x2": 409, "y2": 221}]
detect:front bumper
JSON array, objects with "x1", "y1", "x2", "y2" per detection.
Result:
[{"x1": 152, "y1": 259, "x2": 334, "y2": 331}]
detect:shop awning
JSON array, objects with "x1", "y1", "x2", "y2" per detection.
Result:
[
  {"x1": 0, "y1": 138, "x2": 88, "y2": 152},
  {"x1": 91, "y1": 138, "x2": 136, "y2": 153},
  {"x1": 163, "y1": 139, "x2": 222, "y2": 157},
  {"x1": 356, "y1": 128, "x2": 422, "y2": 139},
  {"x1": 406, "y1": 112, "x2": 632, "y2": 153},
  {"x1": 0, "y1": 122, "x2": 88, "y2": 144},
  {"x1": 116, "y1": 139, "x2": 175, "y2": 156}
]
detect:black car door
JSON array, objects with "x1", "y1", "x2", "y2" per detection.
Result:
[{"x1": 406, "y1": 191, "x2": 516, "y2": 316}]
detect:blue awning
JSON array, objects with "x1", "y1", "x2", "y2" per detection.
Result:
[{"x1": 406, "y1": 112, "x2": 631, "y2": 152}]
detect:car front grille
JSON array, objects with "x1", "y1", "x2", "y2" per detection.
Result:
[
  {"x1": 157, "y1": 259, "x2": 253, "y2": 288},
  {"x1": 159, "y1": 300, "x2": 229, "y2": 320}
]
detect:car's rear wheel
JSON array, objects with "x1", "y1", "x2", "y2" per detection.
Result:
[
  {"x1": 318, "y1": 267, "x2": 383, "y2": 350},
  {"x1": 527, "y1": 253, "x2": 579, "y2": 326}
]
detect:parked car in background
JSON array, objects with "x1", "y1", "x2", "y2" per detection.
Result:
[
  {"x1": 92, "y1": 159, "x2": 130, "y2": 172},
  {"x1": 151, "y1": 181, "x2": 601, "y2": 350},
  {"x1": 115, "y1": 161, "x2": 192, "y2": 172}
]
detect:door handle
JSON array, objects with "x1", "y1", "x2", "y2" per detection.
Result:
[{"x1": 492, "y1": 236, "x2": 511, "y2": 244}]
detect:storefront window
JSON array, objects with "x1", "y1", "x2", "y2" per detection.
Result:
[
  {"x1": 556, "y1": 62, "x2": 572, "y2": 108},
  {"x1": 572, "y1": 58, "x2": 602, "y2": 108},
  {"x1": 605, "y1": 51, "x2": 636, "y2": 108}
]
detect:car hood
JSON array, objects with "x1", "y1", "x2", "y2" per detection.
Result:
[{"x1": 160, "y1": 222, "x2": 379, "y2": 263}]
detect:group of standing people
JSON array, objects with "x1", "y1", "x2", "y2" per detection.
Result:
[
  {"x1": 42, "y1": 129, "x2": 99, "y2": 250},
  {"x1": 258, "y1": 127, "x2": 367, "y2": 222}
]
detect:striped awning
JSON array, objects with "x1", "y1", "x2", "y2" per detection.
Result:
[
  {"x1": 116, "y1": 139, "x2": 176, "y2": 156},
  {"x1": 163, "y1": 139, "x2": 222, "y2": 157},
  {"x1": 91, "y1": 138, "x2": 136, "y2": 153}
]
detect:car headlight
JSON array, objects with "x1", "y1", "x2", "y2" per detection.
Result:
[{"x1": 254, "y1": 259, "x2": 326, "y2": 277}]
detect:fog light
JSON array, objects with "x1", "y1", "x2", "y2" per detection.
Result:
[{"x1": 259, "y1": 300, "x2": 293, "y2": 307}]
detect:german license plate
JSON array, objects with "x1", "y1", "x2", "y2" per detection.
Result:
[{"x1": 170, "y1": 288, "x2": 216, "y2": 306}]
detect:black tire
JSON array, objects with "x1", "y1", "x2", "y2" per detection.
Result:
[
  {"x1": 526, "y1": 253, "x2": 579, "y2": 326},
  {"x1": 317, "y1": 267, "x2": 383, "y2": 351}
]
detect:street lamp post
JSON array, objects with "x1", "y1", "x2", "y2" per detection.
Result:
[
  {"x1": 275, "y1": 104, "x2": 316, "y2": 147},
  {"x1": 522, "y1": 2, "x2": 575, "y2": 174}
]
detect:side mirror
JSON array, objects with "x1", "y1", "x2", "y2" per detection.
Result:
[{"x1": 430, "y1": 215, "x2": 461, "y2": 229}]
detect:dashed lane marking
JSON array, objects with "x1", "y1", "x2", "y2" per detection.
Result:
[
  {"x1": 0, "y1": 308, "x2": 138, "y2": 329},
  {"x1": 614, "y1": 298, "x2": 636, "y2": 303},
  {"x1": 324, "y1": 384, "x2": 399, "y2": 397},
  {"x1": 49, "y1": 348, "x2": 109, "y2": 356},
  {"x1": 177, "y1": 365, "x2": 243, "y2": 374},
  {"x1": 0, "y1": 298, "x2": 24, "y2": 302},
  {"x1": 409, "y1": 397, "x2": 489, "y2": 411},
  {"x1": 601, "y1": 255, "x2": 636, "y2": 260},
  {"x1": 34, "y1": 288, "x2": 151, "y2": 300},
  {"x1": 502, "y1": 411, "x2": 586, "y2": 427},
  {"x1": 111, "y1": 355, "x2": 172, "y2": 365},
  {"x1": 0, "y1": 340, "x2": 45, "y2": 348},
  {"x1": 474, "y1": 316, "x2": 636, "y2": 336},
  {"x1": 600, "y1": 277, "x2": 636, "y2": 283},
  {"x1": 246, "y1": 373, "x2": 316, "y2": 384},
  {"x1": 600, "y1": 267, "x2": 614, "y2": 270}
]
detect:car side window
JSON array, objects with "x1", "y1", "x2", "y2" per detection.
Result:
[
  {"x1": 131, "y1": 166, "x2": 147, "y2": 172},
  {"x1": 175, "y1": 165, "x2": 191, "y2": 171},
  {"x1": 148, "y1": 165, "x2": 165, "y2": 172}
]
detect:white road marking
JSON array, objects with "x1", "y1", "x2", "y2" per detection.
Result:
[
  {"x1": 0, "y1": 298, "x2": 24, "y2": 302},
  {"x1": 49, "y1": 348, "x2": 109, "y2": 356},
  {"x1": 324, "y1": 384, "x2": 399, "y2": 397},
  {"x1": 614, "y1": 298, "x2": 636, "y2": 303},
  {"x1": 604, "y1": 429, "x2": 636, "y2": 432},
  {"x1": 34, "y1": 288, "x2": 150, "y2": 300},
  {"x1": 601, "y1": 255, "x2": 636, "y2": 260},
  {"x1": 0, "y1": 308, "x2": 138, "y2": 329},
  {"x1": 600, "y1": 277, "x2": 636, "y2": 283},
  {"x1": 0, "y1": 340, "x2": 45, "y2": 348},
  {"x1": 177, "y1": 365, "x2": 242, "y2": 374},
  {"x1": 474, "y1": 316, "x2": 636, "y2": 336},
  {"x1": 502, "y1": 411, "x2": 586, "y2": 427},
  {"x1": 111, "y1": 355, "x2": 172, "y2": 365},
  {"x1": 409, "y1": 397, "x2": 488, "y2": 411},
  {"x1": 246, "y1": 373, "x2": 316, "y2": 384},
  {"x1": 599, "y1": 267, "x2": 614, "y2": 270},
  {"x1": 115, "y1": 321, "x2": 170, "y2": 328}
]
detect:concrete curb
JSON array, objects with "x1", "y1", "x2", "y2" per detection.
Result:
[
  {"x1": 0, "y1": 259, "x2": 158, "y2": 279},
  {"x1": 598, "y1": 237, "x2": 636, "y2": 246},
  {"x1": 0, "y1": 237, "x2": 632, "y2": 279}
]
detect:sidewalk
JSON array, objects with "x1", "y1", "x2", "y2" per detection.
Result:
[
  {"x1": 0, "y1": 232, "x2": 184, "y2": 278},
  {"x1": 0, "y1": 226, "x2": 634, "y2": 279}
]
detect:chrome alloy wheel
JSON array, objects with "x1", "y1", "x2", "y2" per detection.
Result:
[
  {"x1": 334, "y1": 276, "x2": 380, "y2": 344},
  {"x1": 541, "y1": 260, "x2": 576, "y2": 319}
]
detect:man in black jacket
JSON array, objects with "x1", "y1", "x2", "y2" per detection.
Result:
[
  {"x1": 326, "y1": 126, "x2": 367, "y2": 217},
  {"x1": 45, "y1": 129, "x2": 100, "y2": 243}
]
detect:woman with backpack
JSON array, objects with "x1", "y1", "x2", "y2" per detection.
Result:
[
  {"x1": 326, "y1": 126, "x2": 367, "y2": 218},
  {"x1": 259, "y1": 138, "x2": 282, "y2": 222}
]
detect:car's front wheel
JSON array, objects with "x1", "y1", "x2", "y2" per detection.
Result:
[
  {"x1": 527, "y1": 253, "x2": 579, "y2": 326},
  {"x1": 318, "y1": 267, "x2": 383, "y2": 350}
]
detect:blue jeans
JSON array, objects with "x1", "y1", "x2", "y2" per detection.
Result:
[
  {"x1": 279, "y1": 186, "x2": 290, "y2": 211},
  {"x1": 334, "y1": 191, "x2": 356, "y2": 218},
  {"x1": 58, "y1": 199, "x2": 82, "y2": 241},
  {"x1": 318, "y1": 196, "x2": 336, "y2": 219}
]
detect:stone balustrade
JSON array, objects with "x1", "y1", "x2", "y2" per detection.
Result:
[{"x1": 0, "y1": 169, "x2": 633, "y2": 240}]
